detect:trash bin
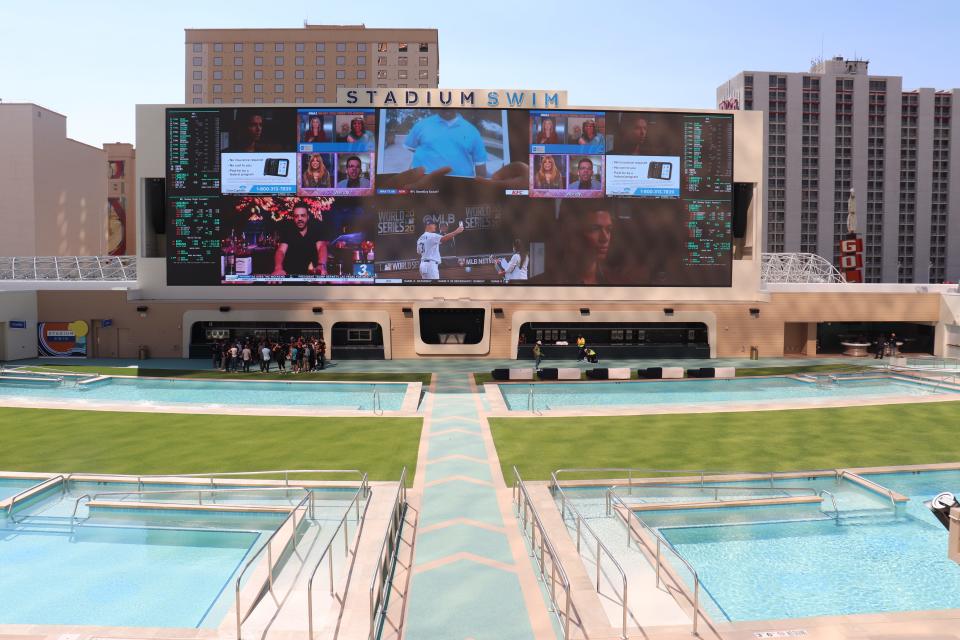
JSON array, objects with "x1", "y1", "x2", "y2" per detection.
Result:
[
  {"x1": 138, "y1": 345, "x2": 149, "y2": 360},
  {"x1": 750, "y1": 346, "x2": 759, "y2": 360}
]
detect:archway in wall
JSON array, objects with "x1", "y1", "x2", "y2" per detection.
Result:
[
  {"x1": 189, "y1": 321, "x2": 322, "y2": 358},
  {"x1": 517, "y1": 321, "x2": 709, "y2": 359},
  {"x1": 331, "y1": 322, "x2": 385, "y2": 359}
]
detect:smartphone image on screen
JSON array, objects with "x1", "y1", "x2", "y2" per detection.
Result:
[
  {"x1": 263, "y1": 158, "x2": 290, "y2": 177},
  {"x1": 647, "y1": 161, "x2": 672, "y2": 180}
]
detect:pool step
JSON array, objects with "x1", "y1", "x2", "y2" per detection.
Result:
[
  {"x1": 834, "y1": 508, "x2": 900, "y2": 525},
  {"x1": 6, "y1": 514, "x2": 76, "y2": 533}
]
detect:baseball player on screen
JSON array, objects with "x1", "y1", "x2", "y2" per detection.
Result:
[{"x1": 417, "y1": 219, "x2": 464, "y2": 280}]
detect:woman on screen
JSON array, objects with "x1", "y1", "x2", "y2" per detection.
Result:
[
  {"x1": 534, "y1": 155, "x2": 564, "y2": 190},
  {"x1": 346, "y1": 117, "x2": 374, "y2": 146},
  {"x1": 549, "y1": 200, "x2": 619, "y2": 285},
  {"x1": 535, "y1": 117, "x2": 560, "y2": 145},
  {"x1": 302, "y1": 154, "x2": 332, "y2": 188},
  {"x1": 303, "y1": 115, "x2": 327, "y2": 143},
  {"x1": 577, "y1": 120, "x2": 603, "y2": 149}
]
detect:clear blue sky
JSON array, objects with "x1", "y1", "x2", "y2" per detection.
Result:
[{"x1": 1, "y1": 0, "x2": 957, "y2": 148}]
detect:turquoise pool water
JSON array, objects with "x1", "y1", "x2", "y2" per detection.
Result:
[
  {"x1": 501, "y1": 376, "x2": 951, "y2": 410},
  {"x1": 651, "y1": 470, "x2": 960, "y2": 621},
  {"x1": 0, "y1": 377, "x2": 406, "y2": 410},
  {"x1": 0, "y1": 478, "x2": 39, "y2": 502},
  {"x1": 0, "y1": 478, "x2": 364, "y2": 627}
]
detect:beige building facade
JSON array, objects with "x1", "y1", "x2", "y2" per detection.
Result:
[
  {"x1": 185, "y1": 25, "x2": 439, "y2": 105},
  {"x1": 0, "y1": 104, "x2": 108, "y2": 257}
]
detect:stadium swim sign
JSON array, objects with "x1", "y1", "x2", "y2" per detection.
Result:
[{"x1": 337, "y1": 88, "x2": 567, "y2": 109}]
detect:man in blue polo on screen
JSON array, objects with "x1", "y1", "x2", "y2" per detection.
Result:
[
  {"x1": 336, "y1": 155, "x2": 372, "y2": 188},
  {"x1": 567, "y1": 157, "x2": 602, "y2": 190},
  {"x1": 405, "y1": 110, "x2": 488, "y2": 178}
]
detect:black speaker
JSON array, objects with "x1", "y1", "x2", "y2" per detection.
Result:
[
  {"x1": 145, "y1": 178, "x2": 166, "y2": 235},
  {"x1": 732, "y1": 182, "x2": 753, "y2": 239}
]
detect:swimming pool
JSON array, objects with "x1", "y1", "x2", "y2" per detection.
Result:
[
  {"x1": 500, "y1": 375, "x2": 953, "y2": 411},
  {"x1": 602, "y1": 470, "x2": 960, "y2": 621},
  {"x1": 0, "y1": 476, "x2": 364, "y2": 627},
  {"x1": 0, "y1": 477, "x2": 41, "y2": 502},
  {"x1": 0, "y1": 376, "x2": 407, "y2": 411}
]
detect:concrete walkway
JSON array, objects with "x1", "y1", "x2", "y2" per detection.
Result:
[{"x1": 402, "y1": 372, "x2": 555, "y2": 640}]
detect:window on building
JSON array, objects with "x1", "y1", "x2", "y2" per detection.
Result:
[
  {"x1": 275, "y1": 43, "x2": 284, "y2": 52},
  {"x1": 357, "y1": 55, "x2": 366, "y2": 65},
  {"x1": 192, "y1": 83, "x2": 202, "y2": 93},
  {"x1": 316, "y1": 42, "x2": 325, "y2": 51},
  {"x1": 213, "y1": 84, "x2": 222, "y2": 93},
  {"x1": 233, "y1": 97, "x2": 242, "y2": 103},
  {"x1": 419, "y1": 84, "x2": 428, "y2": 88},
  {"x1": 377, "y1": 83, "x2": 386, "y2": 88},
  {"x1": 274, "y1": 84, "x2": 283, "y2": 92},
  {"x1": 295, "y1": 56, "x2": 304, "y2": 66},
  {"x1": 254, "y1": 56, "x2": 263, "y2": 66},
  {"x1": 398, "y1": 83, "x2": 407, "y2": 88},
  {"x1": 193, "y1": 70, "x2": 202, "y2": 80},
  {"x1": 295, "y1": 97, "x2": 304, "y2": 103},
  {"x1": 419, "y1": 70, "x2": 428, "y2": 79},
  {"x1": 398, "y1": 42, "x2": 408, "y2": 52},
  {"x1": 295, "y1": 84, "x2": 304, "y2": 93},
  {"x1": 399, "y1": 69, "x2": 408, "y2": 79},
  {"x1": 378, "y1": 42, "x2": 387, "y2": 52},
  {"x1": 275, "y1": 70, "x2": 284, "y2": 79},
  {"x1": 234, "y1": 70, "x2": 243, "y2": 80},
  {"x1": 357, "y1": 42, "x2": 367, "y2": 52},
  {"x1": 254, "y1": 97, "x2": 263, "y2": 103},
  {"x1": 192, "y1": 97, "x2": 202, "y2": 104},
  {"x1": 234, "y1": 84, "x2": 242, "y2": 93},
  {"x1": 336, "y1": 42, "x2": 346, "y2": 52},
  {"x1": 357, "y1": 83, "x2": 366, "y2": 88},
  {"x1": 254, "y1": 84, "x2": 263, "y2": 93},
  {"x1": 337, "y1": 83, "x2": 345, "y2": 89},
  {"x1": 419, "y1": 56, "x2": 428, "y2": 66},
  {"x1": 316, "y1": 55, "x2": 325, "y2": 65},
  {"x1": 315, "y1": 84, "x2": 325, "y2": 92},
  {"x1": 336, "y1": 70, "x2": 345, "y2": 79},
  {"x1": 234, "y1": 43, "x2": 243, "y2": 52},
  {"x1": 192, "y1": 56, "x2": 202, "y2": 66},
  {"x1": 316, "y1": 69, "x2": 325, "y2": 79},
  {"x1": 214, "y1": 43, "x2": 223, "y2": 52},
  {"x1": 377, "y1": 70, "x2": 387, "y2": 79},
  {"x1": 192, "y1": 43, "x2": 202, "y2": 53},
  {"x1": 213, "y1": 57, "x2": 222, "y2": 66},
  {"x1": 357, "y1": 70, "x2": 366, "y2": 79},
  {"x1": 399, "y1": 56, "x2": 407, "y2": 65},
  {"x1": 254, "y1": 43, "x2": 264, "y2": 52},
  {"x1": 274, "y1": 56, "x2": 284, "y2": 65},
  {"x1": 336, "y1": 56, "x2": 345, "y2": 65},
  {"x1": 274, "y1": 97, "x2": 283, "y2": 103},
  {"x1": 295, "y1": 69, "x2": 304, "y2": 79},
  {"x1": 213, "y1": 70, "x2": 222, "y2": 80},
  {"x1": 377, "y1": 56, "x2": 386, "y2": 65},
  {"x1": 295, "y1": 42, "x2": 305, "y2": 52},
  {"x1": 419, "y1": 43, "x2": 429, "y2": 52},
  {"x1": 233, "y1": 56, "x2": 243, "y2": 66},
  {"x1": 254, "y1": 70, "x2": 263, "y2": 79}
]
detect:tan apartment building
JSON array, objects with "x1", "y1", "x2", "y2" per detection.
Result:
[
  {"x1": 185, "y1": 24, "x2": 439, "y2": 105},
  {"x1": 0, "y1": 103, "x2": 107, "y2": 256}
]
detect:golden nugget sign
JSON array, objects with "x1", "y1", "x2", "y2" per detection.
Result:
[{"x1": 337, "y1": 88, "x2": 567, "y2": 109}]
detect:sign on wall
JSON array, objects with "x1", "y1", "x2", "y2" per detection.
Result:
[{"x1": 37, "y1": 321, "x2": 88, "y2": 358}]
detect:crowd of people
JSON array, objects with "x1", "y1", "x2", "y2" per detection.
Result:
[{"x1": 210, "y1": 337, "x2": 327, "y2": 373}]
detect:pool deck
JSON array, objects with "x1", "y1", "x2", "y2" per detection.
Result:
[{"x1": 3, "y1": 356, "x2": 960, "y2": 639}]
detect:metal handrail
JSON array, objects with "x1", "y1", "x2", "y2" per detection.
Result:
[
  {"x1": 552, "y1": 467, "x2": 786, "y2": 490},
  {"x1": 88, "y1": 485, "x2": 316, "y2": 509},
  {"x1": 819, "y1": 490, "x2": 840, "y2": 521},
  {"x1": 605, "y1": 482, "x2": 820, "y2": 514},
  {"x1": 836, "y1": 470, "x2": 899, "y2": 511},
  {"x1": 307, "y1": 473, "x2": 370, "y2": 640},
  {"x1": 607, "y1": 489, "x2": 704, "y2": 636},
  {"x1": 235, "y1": 490, "x2": 315, "y2": 640},
  {"x1": 70, "y1": 494, "x2": 93, "y2": 530},
  {"x1": 549, "y1": 472, "x2": 627, "y2": 639},
  {"x1": 372, "y1": 387, "x2": 383, "y2": 416},
  {"x1": 134, "y1": 468, "x2": 366, "y2": 491},
  {"x1": 4, "y1": 474, "x2": 66, "y2": 521},
  {"x1": 514, "y1": 467, "x2": 572, "y2": 638},
  {"x1": 369, "y1": 467, "x2": 408, "y2": 640}
]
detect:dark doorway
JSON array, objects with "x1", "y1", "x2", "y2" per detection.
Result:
[
  {"x1": 332, "y1": 322, "x2": 385, "y2": 359},
  {"x1": 418, "y1": 308, "x2": 486, "y2": 345},
  {"x1": 816, "y1": 322, "x2": 934, "y2": 355},
  {"x1": 518, "y1": 321, "x2": 709, "y2": 359},
  {"x1": 189, "y1": 321, "x2": 321, "y2": 358}
]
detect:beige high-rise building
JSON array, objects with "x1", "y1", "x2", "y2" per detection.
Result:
[{"x1": 185, "y1": 24, "x2": 439, "y2": 105}]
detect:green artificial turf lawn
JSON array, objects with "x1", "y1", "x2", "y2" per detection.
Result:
[
  {"x1": 490, "y1": 402, "x2": 960, "y2": 480},
  {"x1": 0, "y1": 408, "x2": 420, "y2": 483},
  {"x1": 21, "y1": 365, "x2": 431, "y2": 385}
]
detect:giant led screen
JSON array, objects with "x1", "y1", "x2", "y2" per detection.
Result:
[{"x1": 166, "y1": 106, "x2": 733, "y2": 286}]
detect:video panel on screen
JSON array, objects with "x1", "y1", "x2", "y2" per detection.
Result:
[{"x1": 166, "y1": 106, "x2": 734, "y2": 287}]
